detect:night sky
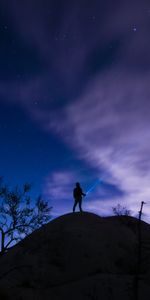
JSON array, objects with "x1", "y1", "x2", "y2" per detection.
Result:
[{"x1": 1, "y1": 0, "x2": 150, "y2": 220}]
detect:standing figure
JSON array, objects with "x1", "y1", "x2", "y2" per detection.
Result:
[{"x1": 73, "y1": 182, "x2": 86, "y2": 212}]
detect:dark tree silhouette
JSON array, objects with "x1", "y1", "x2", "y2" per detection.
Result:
[
  {"x1": 112, "y1": 203, "x2": 131, "y2": 217},
  {"x1": 0, "y1": 179, "x2": 52, "y2": 255}
]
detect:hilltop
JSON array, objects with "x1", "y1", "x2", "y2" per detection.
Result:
[{"x1": 0, "y1": 212, "x2": 150, "y2": 299}]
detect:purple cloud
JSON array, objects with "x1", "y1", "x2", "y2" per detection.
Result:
[{"x1": 55, "y1": 70, "x2": 150, "y2": 219}]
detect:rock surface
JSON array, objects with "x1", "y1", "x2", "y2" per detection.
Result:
[{"x1": 0, "y1": 212, "x2": 150, "y2": 299}]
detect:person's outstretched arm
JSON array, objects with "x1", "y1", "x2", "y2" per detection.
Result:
[{"x1": 81, "y1": 189, "x2": 86, "y2": 196}]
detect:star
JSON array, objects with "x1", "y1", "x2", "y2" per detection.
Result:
[
  {"x1": 132, "y1": 25, "x2": 137, "y2": 32},
  {"x1": 88, "y1": 15, "x2": 96, "y2": 22}
]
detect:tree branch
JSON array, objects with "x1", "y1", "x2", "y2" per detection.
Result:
[{"x1": 5, "y1": 238, "x2": 15, "y2": 249}]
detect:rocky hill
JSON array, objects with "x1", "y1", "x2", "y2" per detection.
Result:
[{"x1": 0, "y1": 212, "x2": 150, "y2": 299}]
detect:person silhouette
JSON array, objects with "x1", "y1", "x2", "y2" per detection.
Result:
[{"x1": 73, "y1": 182, "x2": 86, "y2": 212}]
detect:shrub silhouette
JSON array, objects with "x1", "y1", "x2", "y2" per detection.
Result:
[{"x1": 112, "y1": 204, "x2": 131, "y2": 217}]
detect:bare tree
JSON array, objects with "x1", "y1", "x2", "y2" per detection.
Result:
[
  {"x1": 0, "y1": 179, "x2": 52, "y2": 255},
  {"x1": 112, "y1": 203, "x2": 131, "y2": 217}
]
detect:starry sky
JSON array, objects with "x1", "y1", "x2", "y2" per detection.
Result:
[{"x1": 1, "y1": 0, "x2": 150, "y2": 221}]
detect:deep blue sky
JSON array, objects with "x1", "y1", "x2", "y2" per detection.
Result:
[{"x1": 0, "y1": 0, "x2": 150, "y2": 220}]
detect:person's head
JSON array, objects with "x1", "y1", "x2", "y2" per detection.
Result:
[{"x1": 76, "y1": 182, "x2": 80, "y2": 187}]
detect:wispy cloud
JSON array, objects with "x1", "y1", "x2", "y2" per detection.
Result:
[{"x1": 55, "y1": 71, "x2": 150, "y2": 216}]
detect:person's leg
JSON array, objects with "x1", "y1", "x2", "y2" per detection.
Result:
[
  {"x1": 73, "y1": 199, "x2": 78, "y2": 212},
  {"x1": 79, "y1": 198, "x2": 83, "y2": 212}
]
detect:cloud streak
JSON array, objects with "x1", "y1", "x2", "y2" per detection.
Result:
[{"x1": 55, "y1": 70, "x2": 150, "y2": 219}]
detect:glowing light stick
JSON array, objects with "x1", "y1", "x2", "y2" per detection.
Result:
[{"x1": 86, "y1": 179, "x2": 101, "y2": 195}]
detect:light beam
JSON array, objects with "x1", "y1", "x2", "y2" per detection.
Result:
[{"x1": 86, "y1": 179, "x2": 101, "y2": 195}]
